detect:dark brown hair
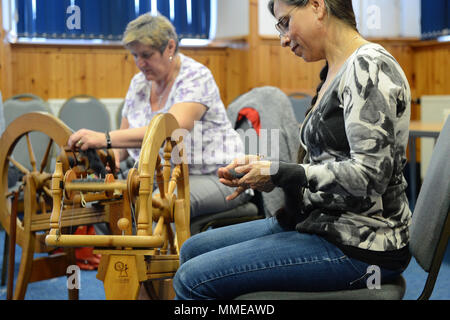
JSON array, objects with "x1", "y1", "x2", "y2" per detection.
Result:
[
  {"x1": 268, "y1": 0, "x2": 357, "y2": 116},
  {"x1": 268, "y1": 1, "x2": 356, "y2": 163},
  {"x1": 268, "y1": 0, "x2": 357, "y2": 31}
]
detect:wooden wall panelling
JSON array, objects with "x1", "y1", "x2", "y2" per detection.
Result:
[
  {"x1": 7, "y1": 44, "x2": 237, "y2": 104},
  {"x1": 413, "y1": 42, "x2": 450, "y2": 96},
  {"x1": 224, "y1": 47, "x2": 248, "y2": 105},
  {"x1": 10, "y1": 45, "x2": 137, "y2": 100},
  {"x1": 0, "y1": 4, "x2": 12, "y2": 98},
  {"x1": 254, "y1": 37, "x2": 326, "y2": 96}
]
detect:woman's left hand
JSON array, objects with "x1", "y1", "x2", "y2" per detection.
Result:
[
  {"x1": 68, "y1": 129, "x2": 106, "y2": 151},
  {"x1": 219, "y1": 158, "x2": 275, "y2": 201}
]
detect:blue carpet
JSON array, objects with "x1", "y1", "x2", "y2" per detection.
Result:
[{"x1": 0, "y1": 230, "x2": 449, "y2": 300}]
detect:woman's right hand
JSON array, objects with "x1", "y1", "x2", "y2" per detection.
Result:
[
  {"x1": 218, "y1": 155, "x2": 275, "y2": 201},
  {"x1": 68, "y1": 129, "x2": 107, "y2": 151}
]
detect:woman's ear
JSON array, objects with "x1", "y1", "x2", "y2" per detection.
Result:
[
  {"x1": 310, "y1": 0, "x2": 327, "y2": 20},
  {"x1": 166, "y1": 39, "x2": 176, "y2": 55}
]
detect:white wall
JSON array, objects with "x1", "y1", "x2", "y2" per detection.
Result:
[
  {"x1": 255, "y1": 0, "x2": 421, "y2": 38},
  {"x1": 258, "y1": 0, "x2": 277, "y2": 36},
  {"x1": 214, "y1": 0, "x2": 249, "y2": 39},
  {"x1": 399, "y1": 0, "x2": 421, "y2": 38}
]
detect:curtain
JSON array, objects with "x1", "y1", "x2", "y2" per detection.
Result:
[
  {"x1": 15, "y1": 0, "x2": 212, "y2": 41},
  {"x1": 421, "y1": 0, "x2": 449, "y2": 39}
]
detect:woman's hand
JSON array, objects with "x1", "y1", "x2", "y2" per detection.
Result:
[
  {"x1": 218, "y1": 155, "x2": 276, "y2": 201},
  {"x1": 68, "y1": 129, "x2": 106, "y2": 151}
]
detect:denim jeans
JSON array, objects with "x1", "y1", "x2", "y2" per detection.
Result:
[{"x1": 173, "y1": 217, "x2": 401, "y2": 300}]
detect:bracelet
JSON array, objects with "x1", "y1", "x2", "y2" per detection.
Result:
[{"x1": 105, "y1": 131, "x2": 112, "y2": 149}]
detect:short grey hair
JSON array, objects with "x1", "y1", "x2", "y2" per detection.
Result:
[{"x1": 122, "y1": 13, "x2": 179, "y2": 54}]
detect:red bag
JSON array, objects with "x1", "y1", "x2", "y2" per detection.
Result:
[{"x1": 74, "y1": 226, "x2": 101, "y2": 270}]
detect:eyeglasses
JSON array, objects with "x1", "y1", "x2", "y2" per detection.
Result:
[{"x1": 275, "y1": 6, "x2": 298, "y2": 38}]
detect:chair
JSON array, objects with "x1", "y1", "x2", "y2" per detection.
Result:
[
  {"x1": 58, "y1": 94, "x2": 110, "y2": 132},
  {"x1": 236, "y1": 117, "x2": 450, "y2": 300},
  {"x1": 3, "y1": 93, "x2": 54, "y2": 173},
  {"x1": 288, "y1": 92, "x2": 312, "y2": 124},
  {"x1": 191, "y1": 86, "x2": 301, "y2": 234}
]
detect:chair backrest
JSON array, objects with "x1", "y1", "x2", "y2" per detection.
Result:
[
  {"x1": 227, "y1": 86, "x2": 301, "y2": 217},
  {"x1": 4, "y1": 94, "x2": 52, "y2": 123},
  {"x1": 3, "y1": 93, "x2": 54, "y2": 172},
  {"x1": 59, "y1": 94, "x2": 110, "y2": 132},
  {"x1": 288, "y1": 92, "x2": 312, "y2": 124},
  {"x1": 410, "y1": 117, "x2": 450, "y2": 273}
]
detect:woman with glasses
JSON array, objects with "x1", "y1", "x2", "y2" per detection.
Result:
[
  {"x1": 173, "y1": 0, "x2": 412, "y2": 299},
  {"x1": 67, "y1": 13, "x2": 249, "y2": 220}
]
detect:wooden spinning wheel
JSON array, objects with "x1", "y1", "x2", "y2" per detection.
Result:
[
  {"x1": 0, "y1": 112, "x2": 73, "y2": 299},
  {"x1": 45, "y1": 113, "x2": 191, "y2": 300},
  {"x1": 0, "y1": 112, "x2": 120, "y2": 299}
]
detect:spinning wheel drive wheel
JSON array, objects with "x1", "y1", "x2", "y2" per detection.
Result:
[
  {"x1": 0, "y1": 112, "x2": 73, "y2": 299},
  {"x1": 135, "y1": 113, "x2": 191, "y2": 300},
  {"x1": 136, "y1": 112, "x2": 190, "y2": 252},
  {"x1": 0, "y1": 112, "x2": 73, "y2": 249}
]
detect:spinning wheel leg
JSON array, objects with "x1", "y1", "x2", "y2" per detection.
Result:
[{"x1": 13, "y1": 176, "x2": 36, "y2": 299}]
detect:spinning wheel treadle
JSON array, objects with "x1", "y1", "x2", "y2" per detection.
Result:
[{"x1": 45, "y1": 113, "x2": 191, "y2": 300}]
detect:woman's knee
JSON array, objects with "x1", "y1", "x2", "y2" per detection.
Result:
[
  {"x1": 179, "y1": 232, "x2": 209, "y2": 264},
  {"x1": 172, "y1": 263, "x2": 192, "y2": 299}
]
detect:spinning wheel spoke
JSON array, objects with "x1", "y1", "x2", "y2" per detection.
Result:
[
  {"x1": 25, "y1": 133, "x2": 37, "y2": 172},
  {"x1": 39, "y1": 139, "x2": 54, "y2": 173},
  {"x1": 155, "y1": 155, "x2": 165, "y2": 199},
  {"x1": 38, "y1": 194, "x2": 47, "y2": 214},
  {"x1": 162, "y1": 138, "x2": 173, "y2": 197},
  {"x1": 167, "y1": 165, "x2": 181, "y2": 198},
  {"x1": 42, "y1": 185, "x2": 53, "y2": 198},
  {"x1": 7, "y1": 156, "x2": 30, "y2": 175}
]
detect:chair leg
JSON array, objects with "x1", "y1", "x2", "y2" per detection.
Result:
[{"x1": 1, "y1": 232, "x2": 9, "y2": 286}]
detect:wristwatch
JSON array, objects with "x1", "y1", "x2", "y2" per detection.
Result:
[{"x1": 105, "y1": 131, "x2": 112, "y2": 149}]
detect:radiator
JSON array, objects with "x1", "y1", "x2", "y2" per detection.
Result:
[{"x1": 420, "y1": 95, "x2": 450, "y2": 179}]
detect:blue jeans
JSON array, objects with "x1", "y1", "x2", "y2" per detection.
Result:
[{"x1": 173, "y1": 217, "x2": 401, "y2": 300}]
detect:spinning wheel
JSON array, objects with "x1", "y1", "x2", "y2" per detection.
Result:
[
  {"x1": 45, "y1": 113, "x2": 191, "y2": 300},
  {"x1": 0, "y1": 112, "x2": 119, "y2": 299},
  {"x1": 0, "y1": 112, "x2": 73, "y2": 299}
]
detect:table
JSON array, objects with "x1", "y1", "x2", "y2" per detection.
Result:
[{"x1": 408, "y1": 121, "x2": 444, "y2": 209}]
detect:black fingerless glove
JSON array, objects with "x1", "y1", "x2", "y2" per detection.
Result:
[
  {"x1": 270, "y1": 162, "x2": 308, "y2": 189},
  {"x1": 270, "y1": 162, "x2": 308, "y2": 230}
]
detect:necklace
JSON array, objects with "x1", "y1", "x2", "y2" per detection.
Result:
[
  {"x1": 155, "y1": 80, "x2": 172, "y2": 109},
  {"x1": 152, "y1": 57, "x2": 180, "y2": 110}
]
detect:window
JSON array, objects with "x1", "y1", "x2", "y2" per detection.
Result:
[
  {"x1": 421, "y1": 0, "x2": 449, "y2": 40},
  {"x1": 5, "y1": 0, "x2": 215, "y2": 44}
]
